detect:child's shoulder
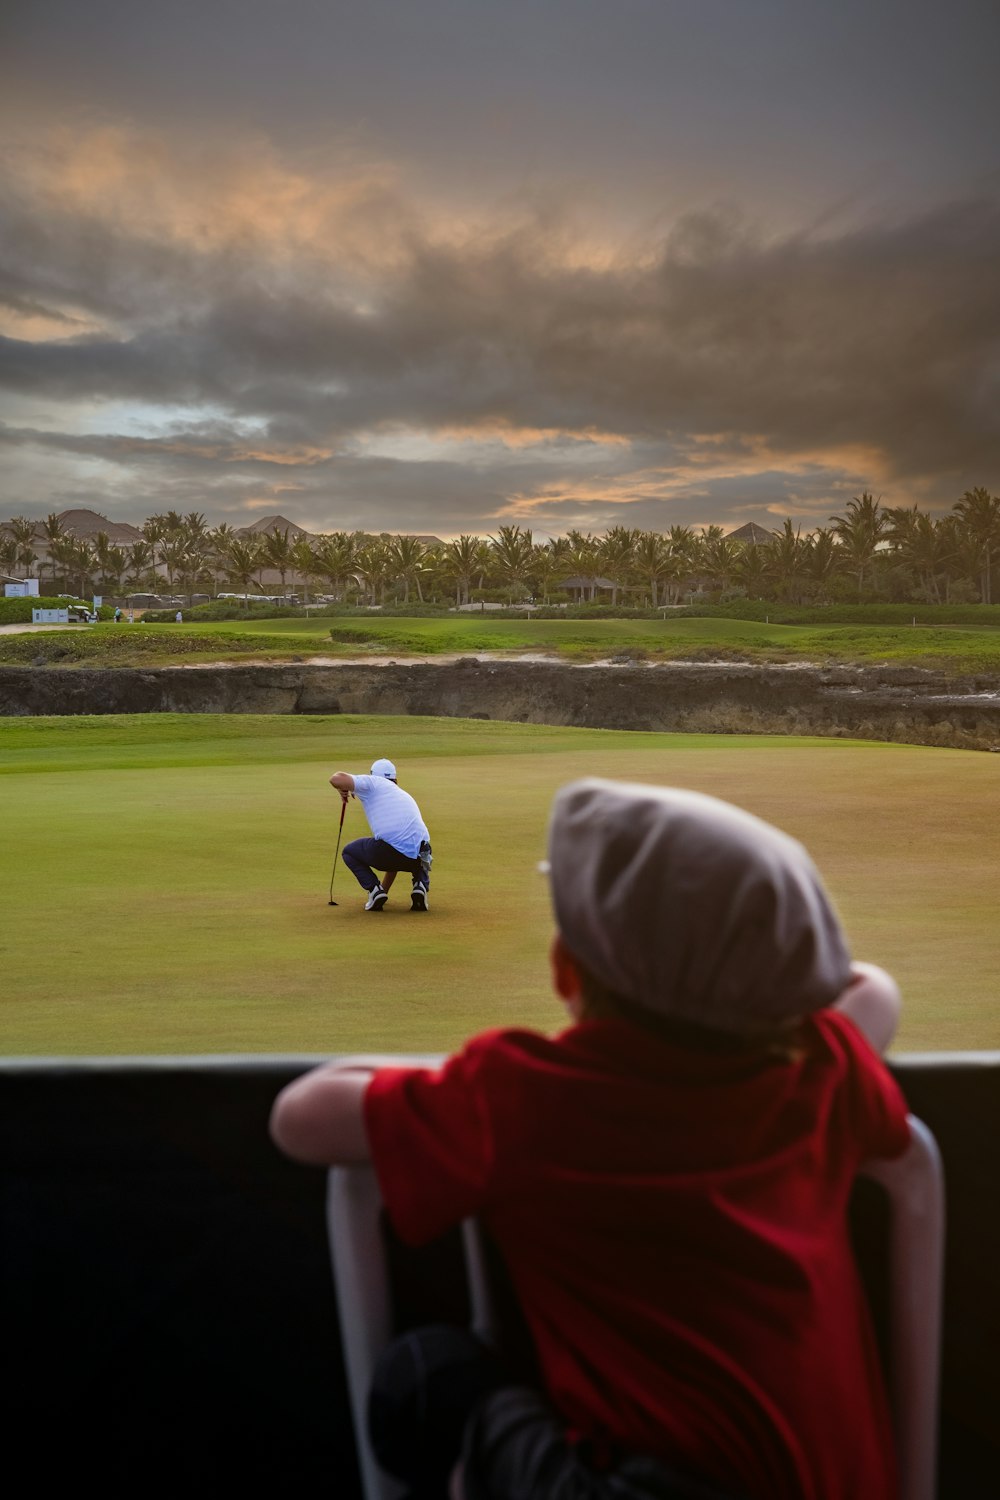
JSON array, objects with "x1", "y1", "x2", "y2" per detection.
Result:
[
  {"x1": 459, "y1": 1025, "x2": 566, "y2": 1066},
  {"x1": 457, "y1": 1017, "x2": 655, "y2": 1085}
]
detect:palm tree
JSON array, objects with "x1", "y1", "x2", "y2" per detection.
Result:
[
  {"x1": 663, "y1": 526, "x2": 700, "y2": 604},
  {"x1": 262, "y1": 528, "x2": 295, "y2": 596},
  {"x1": 39, "y1": 512, "x2": 66, "y2": 589},
  {"x1": 952, "y1": 487, "x2": 1000, "y2": 604},
  {"x1": 632, "y1": 531, "x2": 671, "y2": 608},
  {"x1": 564, "y1": 530, "x2": 600, "y2": 601},
  {"x1": 124, "y1": 541, "x2": 156, "y2": 595},
  {"x1": 804, "y1": 528, "x2": 841, "y2": 600},
  {"x1": 701, "y1": 531, "x2": 742, "y2": 596},
  {"x1": 16, "y1": 542, "x2": 39, "y2": 580},
  {"x1": 443, "y1": 534, "x2": 484, "y2": 606},
  {"x1": 182, "y1": 512, "x2": 209, "y2": 544},
  {"x1": 766, "y1": 520, "x2": 809, "y2": 603},
  {"x1": 223, "y1": 538, "x2": 264, "y2": 606},
  {"x1": 0, "y1": 531, "x2": 18, "y2": 577},
  {"x1": 9, "y1": 517, "x2": 39, "y2": 579},
  {"x1": 104, "y1": 545, "x2": 128, "y2": 597},
  {"x1": 529, "y1": 543, "x2": 565, "y2": 605},
  {"x1": 142, "y1": 515, "x2": 170, "y2": 590},
  {"x1": 158, "y1": 536, "x2": 189, "y2": 592},
  {"x1": 93, "y1": 531, "x2": 115, "y2": 592},
  {"x1": 41, "y1": 512, "x2": 66, "y2": 547},
  {"x1": 389, "y1": 535, "x2": 428, "y2": 604},
  {"x1": 313, "y1": 533, "x2": 358, "y2": 602},
  {"x1": 49, "y1": 537, "x2": 78, "y2": 594},
  {"x1": 419, "y1": 543, "x2": 447, "y2": 602},
  {"x1": 830, "y1": 492, "x2": 888, "y2": 600},
  {"x1": 734, "y1": 540, "x2": 774, "y2": 600},
  {"x1": 597, "y1": 526, "x2": 639, "y2": 606},
  {"x1": 934, "y1": 515, "x2": 980, "y2": 604},
  {"x1": 208, "y1": 524, "x2": 240, "y2": 596},
  {"x1": 70, "y1": 539, "x2": 97, "y2": 598},
  {"x1": 354, "y1": 538, "x2": 391, "y2": 605},
  {"x1": 886, "y1": 508, "x2": 949, "y2": 604},
  {"x1": 489, "y1": 524, "x2": 534, "y2": 601},
  {"x1": 291, "y1": 538, "x2": 320, "y2": 603}
]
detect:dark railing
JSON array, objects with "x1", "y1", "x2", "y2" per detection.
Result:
[{"x1": 3, "y1": 1053, "x2": 998, "y2": 1496}]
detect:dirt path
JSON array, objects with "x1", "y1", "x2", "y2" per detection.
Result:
[{"x1": 0, "y1": 622, "x2": 90, "y2": 634}]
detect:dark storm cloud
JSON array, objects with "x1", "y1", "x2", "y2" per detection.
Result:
[
  {"x1": 5, "y1": 0, "x2": 998, "y2": 216},
  {"x1": 3, "y1": 192, "x2": 999, "y2": 484},
  {"x1": 2, "y1": 0, "x2": 999, "y2": 532}
]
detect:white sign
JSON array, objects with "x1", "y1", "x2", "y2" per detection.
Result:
[
  {"x1": 33, "y1": 608, "x2": 70, "y2": 623},
  {"x1": 6, "y1": 580, "x2": 40, "y2": 597}
]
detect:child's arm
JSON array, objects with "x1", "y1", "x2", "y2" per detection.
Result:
[
  {"x1": 832, "y1": 962, "x2": 902, "y2": 1054},
  {"x1": 270, "y1": 1063, "x2": 374, "y2": 1164}
]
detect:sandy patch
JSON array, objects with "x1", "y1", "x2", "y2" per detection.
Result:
[
  {"x1": 0, "y1": 622, "x2": 89, "y2": 634},
  {"x1": 176, "y1": 652, "x2": 833, "y2": 671}
]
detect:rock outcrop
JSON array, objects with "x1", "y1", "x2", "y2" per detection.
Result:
[{"x1": 2, "y1": 659, "x2": 999, "y2": 751}]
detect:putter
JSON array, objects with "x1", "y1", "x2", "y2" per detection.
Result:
[{"x1": 328, "y1": 797, "x2": 347, "y2": 905}]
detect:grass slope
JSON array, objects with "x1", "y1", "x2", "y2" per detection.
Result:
[
  {"x1": 2, "y1": 714, "x2": 997, "y2": 1055},
  {"x1": 2, "y1": 614, "x2": 1000, "y2": 670}
]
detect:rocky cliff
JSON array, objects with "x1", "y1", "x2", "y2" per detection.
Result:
[{"x1": 2, "y1": 659, "x2": 999, "y2": 750}]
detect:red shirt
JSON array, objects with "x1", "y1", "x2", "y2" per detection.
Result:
[{"x1": 364, "y1": 1010, "x2": 910, "y2": 1500}]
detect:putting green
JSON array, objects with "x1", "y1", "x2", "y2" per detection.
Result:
[{"x1": 1, "y1": 714, "x2": 996, "y2": 1054}]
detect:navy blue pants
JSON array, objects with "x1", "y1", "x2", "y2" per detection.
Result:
[
  {"x1": 343, "y1": 836, "x2": 430, "y2": 894},
  {"x1": 368, "y1": 1326, "x2": 745, "y2": 1500}
]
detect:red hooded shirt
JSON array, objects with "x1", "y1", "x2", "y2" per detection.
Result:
[{"x1": 365, "y1": 1008, "x2": 910, "y2": 1500}]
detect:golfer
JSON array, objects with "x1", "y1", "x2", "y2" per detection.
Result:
[{"x1": 330, "y1": 758, "x2": 432, "y2": 912}]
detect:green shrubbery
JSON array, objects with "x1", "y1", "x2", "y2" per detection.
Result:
[
  {"x1": 0, "y1": 595, "x2": 89, "y2": 625},
  {"x1": 0, "y1": 596, "x2": 118, "y2": 624},
  {"x1": 532, "y1": 604, "x2": 659, "y2": 619},
  {"x1": 141, "y1": 602, "x2": 311, "y2": 623},
  {"x1": 0, "y1": 627, "x2": 303, "y2": 665},
  {"x1": 126, "y1": 598, "x2": 1000, "y2": 628},
  {"x1": 532, "y1": 601, "x2": 1000, "y2": 625},
  {"x1": 318, "y1": 602, "x2": 453, "y2": 617}
]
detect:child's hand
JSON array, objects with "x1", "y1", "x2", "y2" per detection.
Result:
[{"x1": 833, "y1": 962, "x2": 902, "y2": 1054}]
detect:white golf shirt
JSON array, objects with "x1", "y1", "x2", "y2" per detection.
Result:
[{"x1": 352, "y1": 775, "x2": 430, "y2": 858}]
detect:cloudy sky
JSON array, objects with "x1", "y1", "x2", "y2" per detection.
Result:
[{"x1": 1, "y1": 0, "x2": 998, "y2": 540}]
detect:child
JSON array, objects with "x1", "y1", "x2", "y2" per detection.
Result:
[{"x1": 271, "y1": 779, "x2": 909, "y2": 1500}]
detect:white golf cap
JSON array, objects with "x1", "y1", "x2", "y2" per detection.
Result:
[
  {"x1": 547, "y1": 778, "x2": 852, "y2": 1036},
  {"x1": 371, "y1": 758, "x2": 397, "y2": 779}
]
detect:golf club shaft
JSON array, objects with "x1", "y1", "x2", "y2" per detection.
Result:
[{"x1": 328, "y1": 797, "x2": 347, "y2": 903}]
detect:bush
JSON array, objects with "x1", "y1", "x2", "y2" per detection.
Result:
[
  {"x1": 518, "y1": 600, "x2": 1000, "y2": 625},
  {"x1": 531, "y1": 604, "x2": 658, "y2": 619},
  {"x1": 671, "y1": 602, "x2": 1000, "y2": 626},
  {"x1": 316, "y1": 602, "x2": 452, "y2": 617},
  {"x1": 141, "y1": 602, "x2": 310, "y2": 623},
  {"x1": 0, "y1": 594, "x2": 90, "y2": 625}
]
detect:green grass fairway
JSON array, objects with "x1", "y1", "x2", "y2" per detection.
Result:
[
  {"x1": 2, "y1": 714, "x2": 997, "y2": 1055},
  {"x1": 3, "y1": 612, "x2": 1000, "y2": 670}
]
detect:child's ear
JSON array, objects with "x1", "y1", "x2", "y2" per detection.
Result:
[{"x1": 550, "y1": 933, "x2": 584, "y2": 1008}]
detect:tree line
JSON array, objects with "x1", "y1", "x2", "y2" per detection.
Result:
[{"x1": 1, "y1": 489, "x2": 998, "y2": 607}]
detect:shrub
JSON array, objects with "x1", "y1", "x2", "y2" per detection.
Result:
[
  {"x1": 141, "y1": 602, "x2": 310, "y2": 623},
  {"x1": 317, "y1": 602, "x2": 451, "y2": 617},
  {"x1": 0, "y1": 594, "x2": 89, "y2": 625}
]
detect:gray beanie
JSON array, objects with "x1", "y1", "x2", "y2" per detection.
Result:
[{"x1": 547, "y1": 778, "x2": 852, "y2": 1036}]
